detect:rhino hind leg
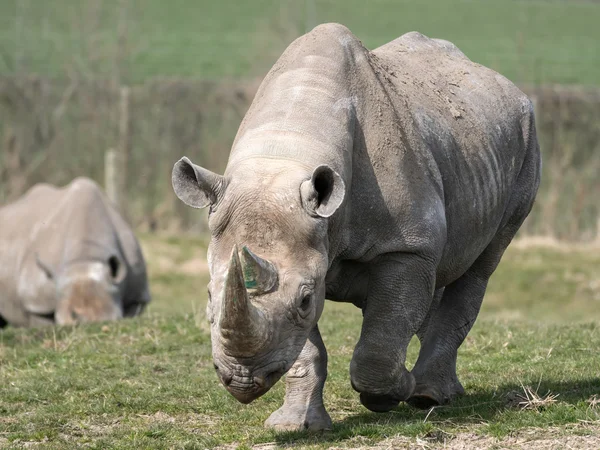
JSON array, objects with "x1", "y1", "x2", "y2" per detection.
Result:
[
  {"x1": 408, "y1": 132, "x2": 539, "y2": 410},
  {"x1": 408, "y1": 224, "x2": 523, "y2": 409},
  {"x1": 265, "y1": 325, "x2": 332, "y2": 431}
]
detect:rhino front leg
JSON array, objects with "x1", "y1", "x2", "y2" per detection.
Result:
[
  {"x1": 350, "y1": 254, "x2": 435, "y2": 412},
  {"x1": 265, "y1": 325, "x2": 332, "y2": 431}
]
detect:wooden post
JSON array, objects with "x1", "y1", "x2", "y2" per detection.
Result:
[
  {"x1": 118, "y1": 85, "x2": 130, "y2": 215},
  {"x1": 105, "y1": 148, "x2": 119, "y2": 209}
]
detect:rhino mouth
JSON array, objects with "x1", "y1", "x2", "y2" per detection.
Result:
[
  {"x1": 226, "y1": 369, "x2": 285, "y2": 404},
  {"x1": 216, "y1": 360, "x2": 287, "y2": 404}
]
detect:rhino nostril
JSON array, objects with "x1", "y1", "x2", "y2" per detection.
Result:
[
  {"x1": 254, "y1": 369, "x2": 282, "y2": 389},
  {"x1": 70, "y1": 310, "x2": 80, "y2": 321},
  {"x1": 213, "y1": 363, "x2": 219, "y2": 371},
  {"x1": 254, "y1": 376, "x2": 266, "y2": 388}
]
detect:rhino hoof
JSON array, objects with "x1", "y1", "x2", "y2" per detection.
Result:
[
  {"x1": 360, "y1": 393, "x2": 401, "y2": 412},
  {"x1": 406, "y1": 384, "x2": 446, "y2": 410},
  {"x1": 265, "y1": 405, "x2": 332, "y2": 432}
]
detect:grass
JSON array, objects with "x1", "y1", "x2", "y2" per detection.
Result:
[
  {"x1": 0, "y1": 235, "x2": 599, "y2": 448},
  {"x1": 0, "y1": 0, "x2": 599, "y2": 85}
]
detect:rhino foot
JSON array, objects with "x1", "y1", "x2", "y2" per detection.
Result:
[
  {"x1": 406, "y1": 381, "x2": 465, "y2": 410},
  {"x1": 359, "y1": 393, "x2": 401, "y2": 413},
  {"x1": 265, "y1": 404, "x2": 332, "y2": 431}
]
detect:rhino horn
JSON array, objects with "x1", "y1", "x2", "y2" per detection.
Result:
[
  {"x1": 219, "y1": 245, "x2": 268, "y2": 352},
  {"x1": 240, "y1": 246, "x2": 277, "y2": 295}
]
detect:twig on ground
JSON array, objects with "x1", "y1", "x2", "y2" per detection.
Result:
[
  {"x1": 587, "y1": 395, "x2": 600, "y2": 409},
  {"x1": 506, "y1": 380, "x2": 559, "y2": 410},
  {"x1": 423, "y1": 406, "x2": 437, "y2": 423}
]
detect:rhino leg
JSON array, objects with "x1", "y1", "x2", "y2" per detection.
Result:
[
  {"x1": 409, "y1": 133, "x2": 540, "y2": 409},
  {"x1": 350, "y1": 254, "x2": 436, "y2": 413},
  {"x1": 409, "y1": 227, "x2": 520, "y2": 409},
  {"x1": 265, "y1": 325, "x2": 332, "y2": 431}
]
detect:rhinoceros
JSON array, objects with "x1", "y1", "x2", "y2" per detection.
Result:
[
  {"x1": 172, "y1": 23, "x2": 541, "y2": 430},
  {"x1": 0, "y1": 177, "x2": 151, "y2": 327}
]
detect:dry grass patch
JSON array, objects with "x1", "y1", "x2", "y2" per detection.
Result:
[{"x1": 506, "y1": 382, "x2": 560, "y2": 411}]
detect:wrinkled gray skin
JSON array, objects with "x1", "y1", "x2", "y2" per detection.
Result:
[
  {"x1": 0, "y1": 177, "x2": 151, "y2": 327},
  {"x1": 172, "y1": 24, "x2": 541, "y2": 431}
]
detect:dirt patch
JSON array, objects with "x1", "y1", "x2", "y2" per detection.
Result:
[
  {"x1": 212, "y1": 424, "x2": 600, "y2": 449},
  {"x1": 328, "y1": 424, "x2": 600, "y2": 449}
]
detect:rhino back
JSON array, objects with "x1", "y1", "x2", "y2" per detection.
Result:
[
  {"x1": 367, "y1": 32, "x2": 539, "y2": 279},
  {"x1": 373, "y1": 31, "x2": 535, "y2": 213}
]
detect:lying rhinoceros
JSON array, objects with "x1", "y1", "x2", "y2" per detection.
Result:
[
  {"x1": 0, "y1": 177, "x2": 151, "y2": 327},
  {"x1": 172, "y1": 23, "x2": 540, "y2": 430}
]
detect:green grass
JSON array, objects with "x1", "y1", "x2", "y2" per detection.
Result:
[
  {"x1": 0, "y1": 0, "x2": 599, "y2": 85},
  {"x1": 0, "y1": 236, "x2": 599, "y2": 448}
]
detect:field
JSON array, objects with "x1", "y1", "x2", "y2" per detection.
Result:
[
  {"x1": 1, "y1": 1, "x2": 599, "y2": 448},
  {"x1": 1, "y1": 235, "x2": 599, "y2": 449},
  {"x1": 0, "y1": 0, "x2": 599, "y2": 85}
]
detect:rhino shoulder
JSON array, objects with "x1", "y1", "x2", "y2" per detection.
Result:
[
  {"x1": 62, "y1": 177, "x2": 111, "y2": 212},
  {"x1": 66, "y1": 176, "x2": 103, "y2": 194}
]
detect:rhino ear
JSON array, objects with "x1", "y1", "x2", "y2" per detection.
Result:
[
  {"x1": 172, "y1": 157, "x2": 224, "y2": 208},
  {"x1": 300, "y1": 165, "x2": 345, "y2": 218}
]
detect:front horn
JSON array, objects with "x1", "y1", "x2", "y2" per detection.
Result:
[{"x1": 219, "y1": 245, "x2": 268, "y2": 353}]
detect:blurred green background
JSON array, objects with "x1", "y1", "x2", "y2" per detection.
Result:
[
  {"x1": 1, "y1": 0, "x2": 599, "y2": 84},
  {"x1": 0, "y1": 0, "x2": 599, "y2": 239}
]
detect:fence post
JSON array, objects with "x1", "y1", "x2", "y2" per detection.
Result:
[
  {"x1": 118, "y1": 85, "x2": 130, "y2": 216},
  {"x1": 105, "y1": 148, "x2": 120, "y2": 209}
]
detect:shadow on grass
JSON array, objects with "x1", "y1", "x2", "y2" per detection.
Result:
[{"x1": 272, "y1": 378, "x2": 600, "y2": 447}]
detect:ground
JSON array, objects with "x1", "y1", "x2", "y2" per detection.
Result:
[{"x1": 0, "y1": 235, "x2": 599, "y2": 449}]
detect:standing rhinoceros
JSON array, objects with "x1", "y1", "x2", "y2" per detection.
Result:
[
  {"x1": 172, "y1": 23, "x2": 540, "y2": 431},
  {"x1": 0, "y1": 177, "x2": 151, "y2": 327}
]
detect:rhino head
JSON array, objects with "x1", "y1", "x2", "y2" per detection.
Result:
[
  {"x1": 172, "y1": 156, "x2": 345, "y2": 403},
  {"x1": 33, "y1": 253, "x2": 141, "y2": 325}
]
